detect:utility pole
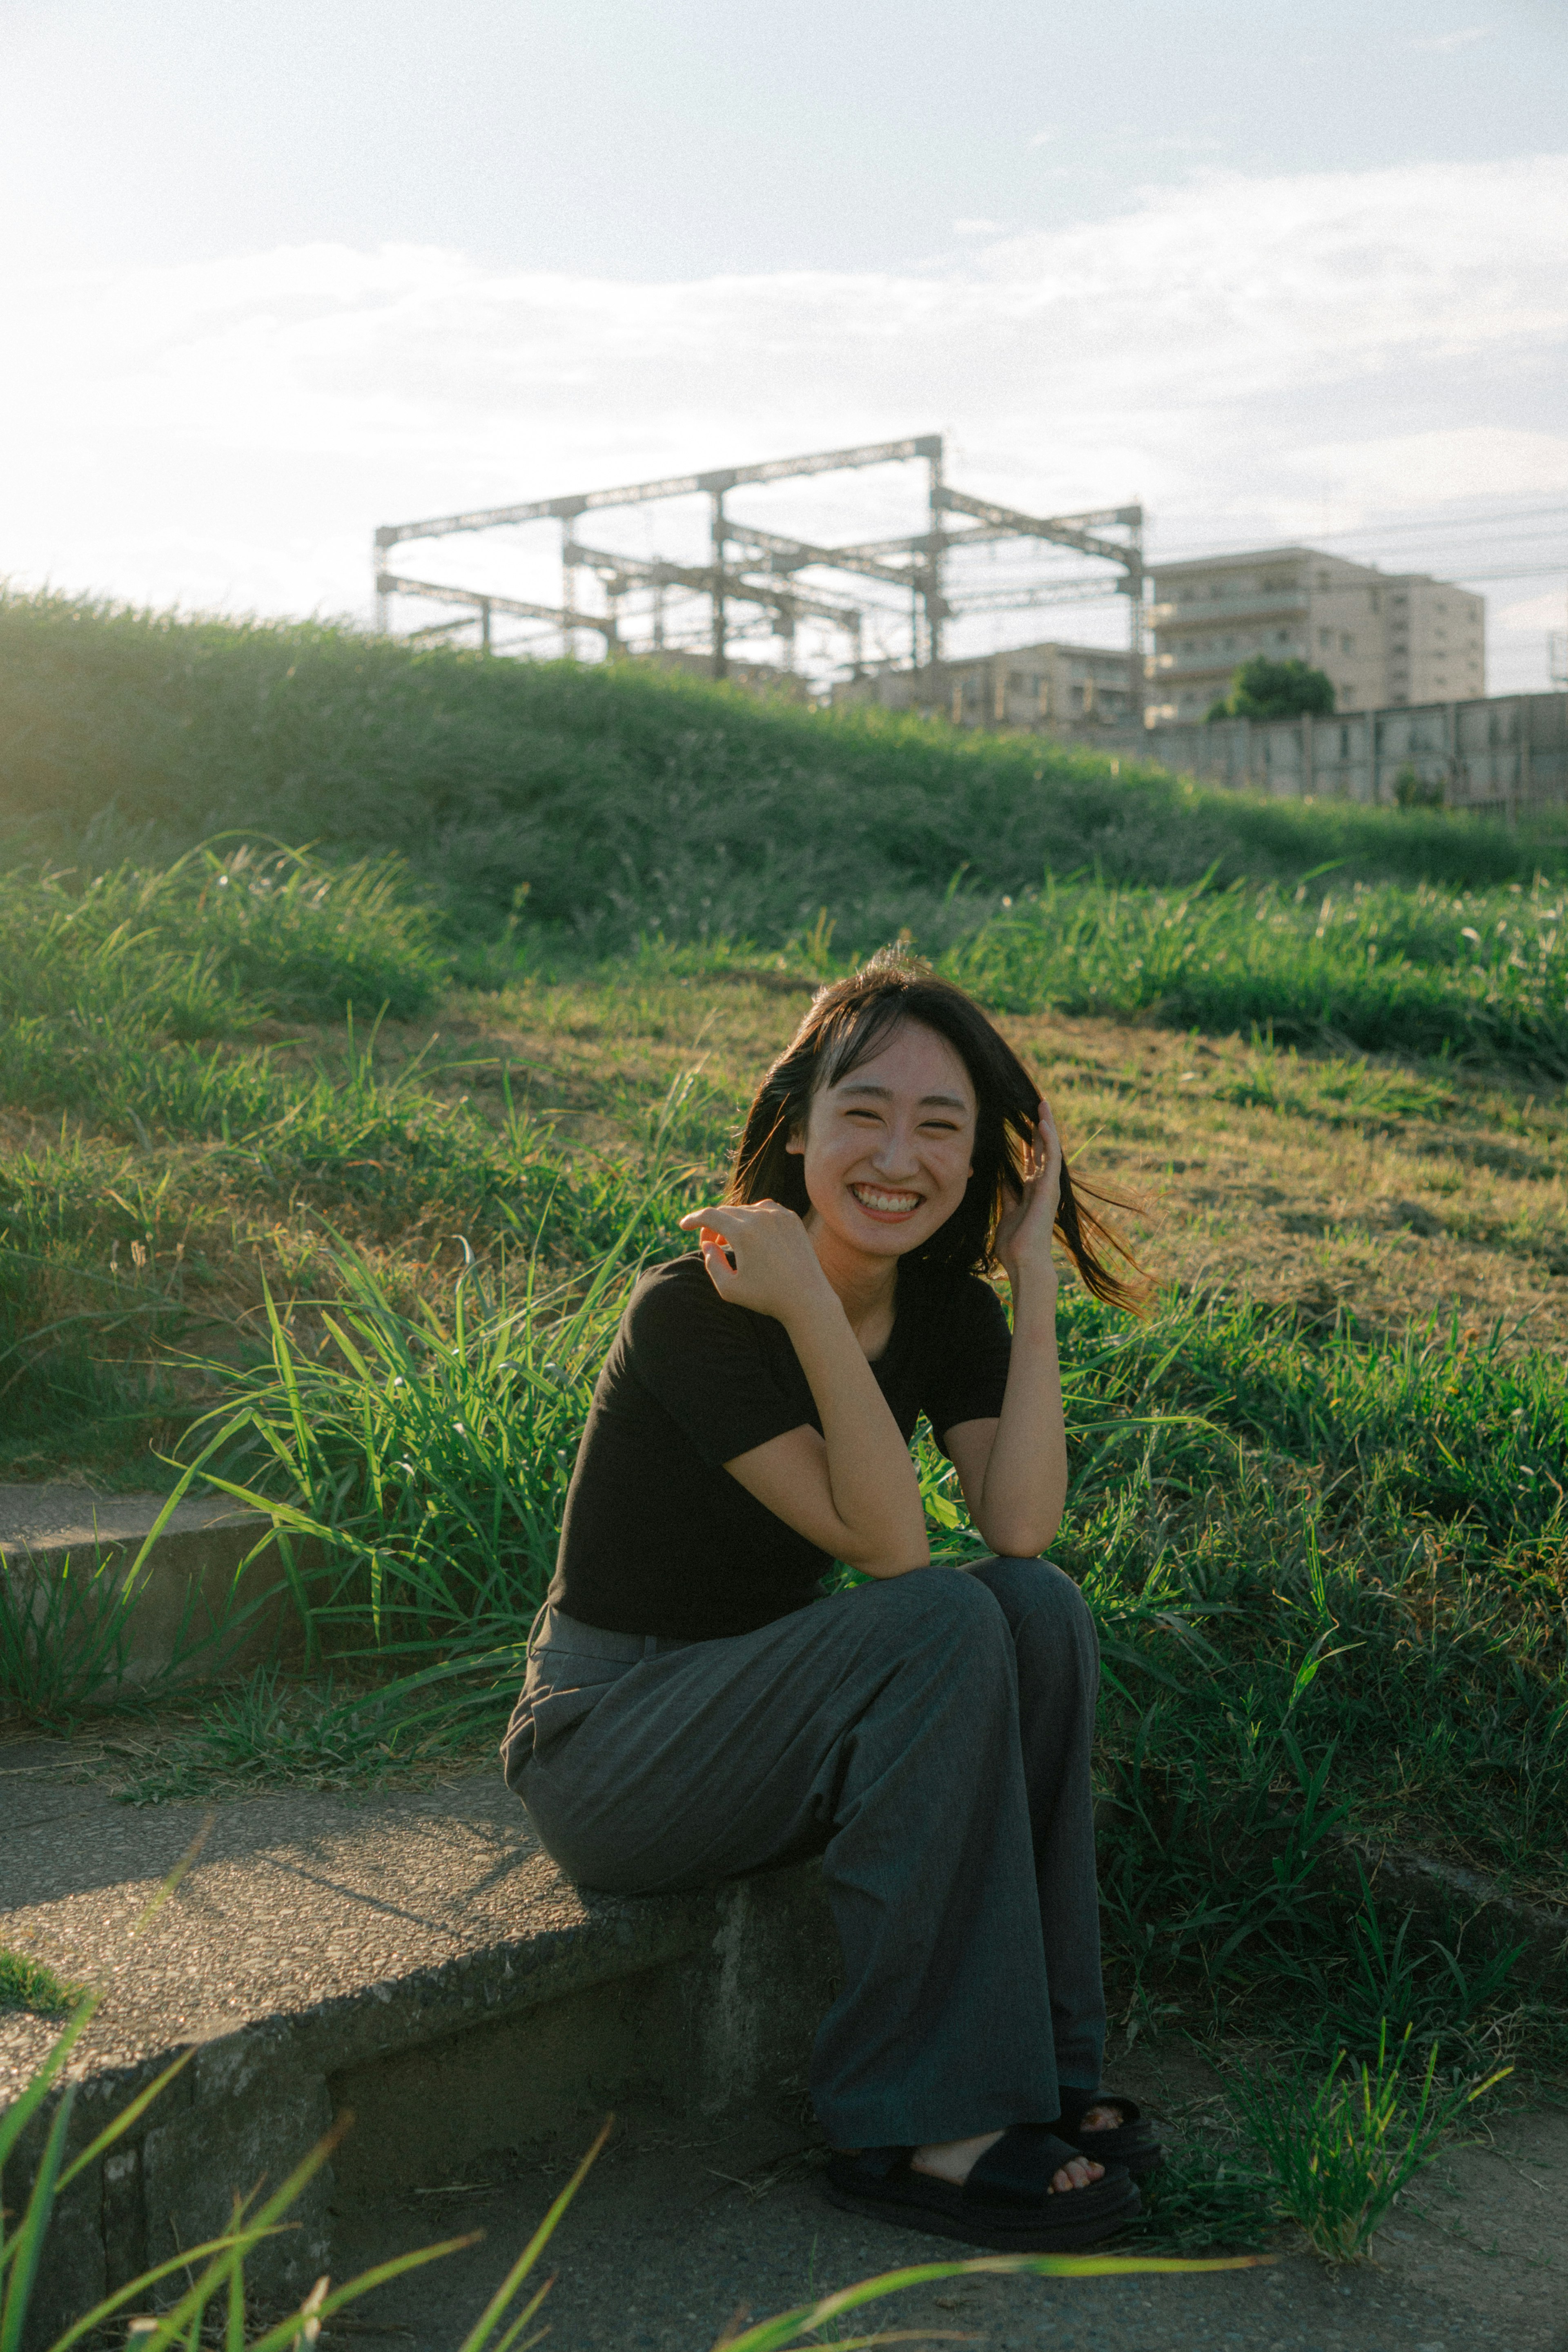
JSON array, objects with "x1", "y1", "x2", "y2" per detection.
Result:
[
  {"x1": 924, "y1": 437, "x2": 945, "y2": 672},
  {"x1": 705, "y1": 473, "x2": 735, "y2": 680},
  {"x1": 372, "y1": 528, "x2": 394, "y2": 633},
  {"x1": 480, "y1": 597, "x2": 492, "y2": 655},
  {"x1": 560, "y1": 514, "x2": 579, "y2": 660},
  {"x1": 1125, "y1": 510, "x2": 1146, "y2": 730}
]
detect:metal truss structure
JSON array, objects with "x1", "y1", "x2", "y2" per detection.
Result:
[{"x1": 374, "y1": 433, "x2": 1145, "y2": 718}]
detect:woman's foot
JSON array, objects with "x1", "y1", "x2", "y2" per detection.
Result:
[
  {"x1": 824, "y1": 2123, "x2": 1140, "y2": 2251},
  {"x1": 910, "y1": 2112, "x2": 1121, "y2": 2195},
  {"x1": 1054, "y1": 2089, "x2": 1165, "y2": 2180}
]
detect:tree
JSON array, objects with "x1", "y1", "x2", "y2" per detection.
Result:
[{"x1": 1206, "y1": 655, "x2": 1336, "y2": 722}]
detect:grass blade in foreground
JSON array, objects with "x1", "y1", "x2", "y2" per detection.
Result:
[{"x1": 714, "y1": 2247, "x2": 1269, "y2": 2352}]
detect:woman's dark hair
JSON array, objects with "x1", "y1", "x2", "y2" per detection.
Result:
[{"x1": 727, "y1": 951, "x2": 1146, "y2": 1309}]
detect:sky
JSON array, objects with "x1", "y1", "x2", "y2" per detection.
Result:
[{"x1": 3, "y1": 0, "x2": 1566, "y2": 689}]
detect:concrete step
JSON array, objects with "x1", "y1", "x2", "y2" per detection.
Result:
[
  {"x1": 0, "y1": 1484, "x2": 306, "y2": 1686},
  {"x1": 0, "y1": 1763, "x2": 838, "y2": 2344}
]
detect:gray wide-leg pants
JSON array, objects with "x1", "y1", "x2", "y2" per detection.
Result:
[{"x1": 502, "y1": 1558, "x2": 1105, "y2": 2150}]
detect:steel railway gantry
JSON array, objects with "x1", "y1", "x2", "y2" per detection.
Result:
[{"x1": 374, "y1": 434, "x2": 1145, "y2": 720}]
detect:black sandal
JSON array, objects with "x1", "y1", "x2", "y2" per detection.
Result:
[
  {"x1": 1054, "y1": 2088, "x2": 1164, "y2": 2180},
  {"x1": 823, "y1": 2125, "x2": 1140, "y2": 2251}
]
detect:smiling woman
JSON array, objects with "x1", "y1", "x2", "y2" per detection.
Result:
[{"x1": 502, "y1": 951, "x2": 1158, "y2": 2252}]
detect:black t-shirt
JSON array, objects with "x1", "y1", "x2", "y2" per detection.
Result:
[{"x1": 548, "y1": 1252, "x2": 1012, "y2": 1639}]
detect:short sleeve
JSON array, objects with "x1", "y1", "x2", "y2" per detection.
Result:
[
  {"x1": 622, "y1": 1260, "x2": 815, "y2": 1467},
  {"x1": 919, "y1": 1274, "x2": 1012, "y2": 1451}
]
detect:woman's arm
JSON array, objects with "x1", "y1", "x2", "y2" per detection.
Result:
[
  {"x1": 944, "y1": 1099, "x2": 1068, "y2": 1557},
  {"x1": 677, "y1": 1201, "x2": 930, "y2": 1576}
]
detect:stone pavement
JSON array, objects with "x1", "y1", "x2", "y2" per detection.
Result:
[
  {"x1": 336, "y1": 2084, "x2": 1568, "y2": 2352},
  {"x1": 3, "y1": 1742, "x2": 1565, "y2": 2352},
  {"x1": 0, "y1": 1748, "x2": 837, "y2": 2340}
]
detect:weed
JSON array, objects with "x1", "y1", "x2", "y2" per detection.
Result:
[
  {"x1": 1289, "y1": 1871, "x2": 1527, "y2": 2063},
  {"x1": 0, "y1": 1952, "x2": 84, "y2": 2019},
  {"x1": 114, "y1": 1661, "x2": 501, "y2": 1800},
  {"x1": 1125, "y1": 2142, "x2": 1274, "y2": 2255},
  {"x1": 1226, "y1": 2027, "x2": 1508, "y2": 2261},
  {"x1": 0, "y1": 1549, "x2": 139, "y2": 1712}
]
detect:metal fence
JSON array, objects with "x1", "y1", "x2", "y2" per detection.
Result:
[{"x1": 1144, "y1": 692, "x2": 1568, "y2": 821}]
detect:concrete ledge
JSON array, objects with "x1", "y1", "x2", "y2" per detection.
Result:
[
  {"x1": 0, "y1": 1485, "x2": 311, "y2": 1686},
  {"x1": 0, "y1": 1772, "x2": 840, "y2": 2344}
]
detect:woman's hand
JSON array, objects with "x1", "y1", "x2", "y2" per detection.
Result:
[
  {"x1": 678, "y1": 1199, "x2": 834, "y2": 1325},
  {"x1": 992, "y1": 1097, "x2": 1063, "y2": 1291}
]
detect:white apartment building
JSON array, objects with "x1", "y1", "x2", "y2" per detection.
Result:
[
  {"x1": 835, "y1": 638, "x2": 1138, "y2": 731},
  {"x1": 1148, "y1": 548, "x2": 1485, "y2": 724}
]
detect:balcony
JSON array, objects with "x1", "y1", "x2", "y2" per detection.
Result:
[
  {"x1": 1149, "y1": 588, "x2": 1309, "y2": 628},
  {"x1": 1152, "y1": 647, "x2": 1298, "y2": 676}
]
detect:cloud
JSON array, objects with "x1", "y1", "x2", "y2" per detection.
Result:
[
  {"x1": 1408, "y1": 25, "x2": 1491, "y2": 53},
  {"x1": 953, "y1": 218, "x2": 1007, "y2": 236},
  {"x1": 2, "y1": 154, "x2": 1564, "y2": 680}
]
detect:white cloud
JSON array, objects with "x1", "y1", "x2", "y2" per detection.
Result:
[
  {"x1": 3, "y1": 154, "x2": 1564, "y2": 682},
  {"x1": 1409, "y1": 25, "x2": 1491, "y2": 53}
]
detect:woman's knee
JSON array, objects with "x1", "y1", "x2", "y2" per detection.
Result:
[
  {"x1": 848, "y1": 1563, "x2": 1012, "y2": 1659},
  {"x1": 969, "y1": 1555, "x2": 1097, "y2": 1652}
]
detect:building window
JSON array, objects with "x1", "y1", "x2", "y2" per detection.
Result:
[
  {"x1": 1340, "y1": 633, "x2": 1354, "y2": 653},
  {"x1": 1319, "y1": 629, "x2": 1332, "y2": 649}
]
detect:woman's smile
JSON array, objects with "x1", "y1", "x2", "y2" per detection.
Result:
[{"x1": 849, "y1": 1182, "x2": 925, "y2": 1220}]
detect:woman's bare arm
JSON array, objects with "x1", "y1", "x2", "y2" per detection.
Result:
[{"x1": 677, "y1": 1201, "x2": 930, "y2": 1576}]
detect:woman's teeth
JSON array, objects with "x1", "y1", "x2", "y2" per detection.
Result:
[{"x1": 852, "y1": 1186, "x2": 921, "y2": 1213}]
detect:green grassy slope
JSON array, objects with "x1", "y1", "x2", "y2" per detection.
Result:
[{"x1": 2, "y1": 590, "x2": 1559, "y2": 954}]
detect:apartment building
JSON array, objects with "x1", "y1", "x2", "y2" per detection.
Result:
[
  {"x1": 1148, "y1": 548, "x2": 1485, "y2": 724},
  {"x1": 835, "y1": 638, "x2": 1138, "y2": 731}
]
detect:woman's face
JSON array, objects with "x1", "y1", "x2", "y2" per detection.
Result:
[{"x1": 787, "y1": 1018, "x2": 978, "y2": 1261}]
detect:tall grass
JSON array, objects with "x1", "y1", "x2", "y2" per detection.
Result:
[
  {"x1": 3, "y1": 589, "x2": 1557, "y2": 945},
  {"x1": 944, "y1": 873, "x2": 1568, "y2": 1073},
  {"x1": 182, "y1": 1235, "x2": 639, "y2": 1669},
  {"x1": 125, "y1": 1248, "x2": 1566, "y2": 1994}
]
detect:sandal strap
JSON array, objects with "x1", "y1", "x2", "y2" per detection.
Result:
[
  {"x1": 963, "y1": 2124, "x2": 1084, "y2": 2210},
  {"x1": 1056, "y1": 2088, "x2": 1145, "y2": 2130},
  {"x1": 835, "y1": 2145, "x2": 913, "y2": 2186}
]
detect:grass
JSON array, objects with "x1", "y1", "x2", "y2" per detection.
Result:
[
  {"x1": 948, "y1": 873, "x2": 1568, "y2": 1077},
  {"x1": 4, "y1": 589, "x2": 1563, "y2": 950},
  {"x1": 0, "y1": 1952, "x2": 83, "y2": 2019},
  {"x1": 1225, "y1": 2028, "x2": 1509, "y2": 2261},
  {"x1": 2, "y1": 602, "x2": 1566, "y2": 2257}
]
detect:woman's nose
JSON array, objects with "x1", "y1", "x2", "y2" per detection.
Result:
[{"x1": 873, "y1": 1130, "x2": 920, "y2": 1176}]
